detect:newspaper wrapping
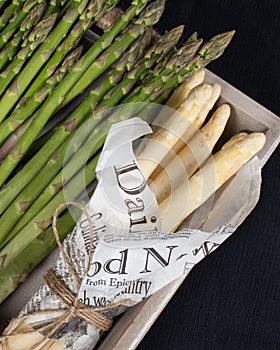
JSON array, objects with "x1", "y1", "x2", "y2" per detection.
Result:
[{"x1": 2, "y1": 118, "x2": 262, "y2": 349}]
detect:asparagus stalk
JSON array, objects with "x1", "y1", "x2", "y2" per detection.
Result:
[
  {"x1": 192, "y1": 83, "x2": 221, "y2": 128},
  {"x1": 0, "y1": 115, "x2": 106, "y2": 246},
  {"x1": 0, "y1": 0, "x2": 146, "y2": 118},
  {"x1": 160, "y1": 82, "x2": 221, "y2": 155},
  {"x1": 143, "y1": 32, "x2": 200, "y2": 85},
  {"x1": 97, "y1": 25, "x2": 184, "y2": 110},
  {"x1": 135, "y1": 84, "x2": 222, "y2": 182},
  {"x1": 62, "y1": 0, "x2": 166, "y2": 105},
  {"x1": 0, "y1": 27, "x2": 149, "y2": 221},
  {"x1": 0, "y1": 0, "x2": 25, "y2": 32},
  {"x1": 23, "y1": 30, "x2": 151, "y2": 161},
  {"x1": 0, "y1": 95, "x2": 143, "y2": 246},
  {"x1": 0, "y1": 2, "x2": 46, "y2": 72},
  {"x1": 0, "y1": 120, "x2": 107, "y2": 247},
  {"x1": 0, "y1": 179, "x2": 97, "y2": 302},
  {"x1": 0, "y1": 153, "x2": 100, "y2": 272},
  {"x1": 0, "y1": 118, "x2": 34, "y2": 163},
  {"x1": 0, "y1": 0, "x2": 42, "y2": 51},
  {"x1": 160, "y1": 132, "x2": 266, "y2": 232},
  {"x1": 121, "y1": 34, "x2": 203, "y2": 104},
  {"x1": 0, "y1": 209, "x2": 77, "y2": 303},
  {"x1": 24, "y1": 0, "x2": 114, "y2": 99},
  {"x1": 134, "y1": 69, "x2": 207, "y2": 126},
  {"x1": 165, "y1": 69, "x2": 205, "y2": 109},
  {"x1": 155, "y1": 30, "x2": 236, "y2": 99},
  {"x1": 122, "y1": 30, "x2": 235, "y2": 105},
  {"x1": 0, "y1": 0, "x2": 163, "y2": 189},
  {"x1": 70, "y1": 26, "x2": 153, "y2": 113},
  {"x1": 0, "y1": 105, "x2": 134, "y2": 270},
  {"x1": 44, "y1": 0, "x2": 63, "y2": 16},
  {"x1": 150, "y1": 104, "x2": 231, "y2": 204},
  {"x1": 151, "y1": 89, "x2": 173, "y2": 105},
  {"x1": 0, "y1": 0, "x2": 89, "y2": 121},
  {"x1": 0, "y1": 46, "x2": 83, "y2": 153},
  {"x1": 0, "y1": 12, "x2": 58, "y2": 97},
  {"x1": 136, "y1": 84, "x2": 213, "y2": 180},
  {"x1": 0, "y1": 0, "x2": 147, "y2": 135}
]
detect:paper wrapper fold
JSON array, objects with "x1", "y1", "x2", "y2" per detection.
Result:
[{"x1": 1, "y1": 118, "x2": 262, "y2": 350}]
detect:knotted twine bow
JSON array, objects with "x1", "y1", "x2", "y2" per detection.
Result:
[{"x1": 1, "y1": 201, "x2": 130, "y2": 349}]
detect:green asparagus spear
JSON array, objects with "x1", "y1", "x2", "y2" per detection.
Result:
[
  {"x1": 0, "y1": 32, "x2": 152, "y2": 244},
  {"x1": 0, "y1": 0, "x2": 42, "y2": 51},
  {"x1": 139, "y1": 30, "x2": 236, "y2": 103},
  {"x1": 0, "y1": 118, "x2": 107, "y2": 247},
  {"x1": 119, "y1": 31, "x2": 235, "y2": 119},
  {"x1": 0, "y1": 105, "x2": 135, "y2": 270},
  {"x1": 121, "y1": 34, "x2": 203, "y2": 104},
  {"x1": 0, "y1": 0, "x2": 89, "y2": 121},
  {"x1": 0, "y1": 0, "x2": 25, "y2": 32},
  {"x1": 0, "y1": 0, "x2": 162, "y2": 190},
  {"x1": 0, "y1": 2, "x2": 46, "y2": 74},
  {"x1": 0, "y1": 0, "x2": 147, "y2": 121},
  {"x1": 63, "y1": 0, "x2": 166, "y2": 104},
  {"x1": 44, "y1": 0, "x2": 63, "y2": 16},
  {"x1": 70, "y1": 26, "x2": 153, "y2": 114},
  {"x1": 24, "y1": 0, "x2": 114, "y2": 99},
  {"x1": 0, "y1": 210, "x2": 77, "y2": 303},
  {"x1": 0, "y1": 118, "x2": 34, "y2": 163},
  {"x1": 0, "y1": 12, "x2": 58, "y2": 97},
  {"x1": 164, "y1": 30, "x2": 236, "y2": 90},
  {"x1": 98, "y1": 25, "x2": 184, "y2": 110},
  {"x1": 0, "y1": 46, "x2": 83, "y2": 152},
  {"x1": 0, "y1": 153, "x2": 100, "y2": 272},
  {"x1": 0, "y1": 0, "x2": 144, "y2": 118},
  {"x1": 19, "y1": 30, "x2": 151, "y2": 160},
  {"x1": 0, "y1": 183, "x2": 96, "y2": 302}
]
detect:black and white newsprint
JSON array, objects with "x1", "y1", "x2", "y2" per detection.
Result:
[{"x1": 18, "y1": 118, "x2": 262, "y2": 349}]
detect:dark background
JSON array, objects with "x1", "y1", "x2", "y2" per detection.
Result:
[{"x1": 132, "y1": 0, "x2": 280, "y2": 349}]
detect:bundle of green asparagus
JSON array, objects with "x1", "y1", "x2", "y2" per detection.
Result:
[{"x1": 0, "y1": 0, "x2": 236, "y2": 304}]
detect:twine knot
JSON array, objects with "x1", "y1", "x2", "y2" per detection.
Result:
[{"x1": 0, "y1": 201, "x2": 130, "y2": 349}]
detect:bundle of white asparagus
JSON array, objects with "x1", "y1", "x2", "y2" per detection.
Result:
[
  {"x1": 137, "y1": 69, "x2": 266, "y2": 231},
  {"x1": 0, "y1": 71, "x2": 266, "y2": 349}
]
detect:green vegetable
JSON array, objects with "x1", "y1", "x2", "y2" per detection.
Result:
[
  {"x1": 24, "y1": 0, "x2": 116, "y2": 98},
  {"x1": 98, "y1": 25, "x2": 184, "y2": 110},
  {"x1": 0, "y1": 0, "x2": 89, "y2": 120},
  {"x1": 0, "y1": 46, "x2": 83, "y2": 157},
  {"x1": 0, "y1": 0, "x2": 235, "y2": 303},
  {"x1": 0, "y1": 0, "x2": 43, "y2": 51},
  {"x1": 0, "y1": 0, "x2": 163, "y2": 189},
  {"x1": 0, "y1": 2, "x2": 46, "y2": 72},
  {"x1": 0, "y1": 0, "x2": 25, "y2": 32},
  {"x1": 0, "y1": 12, "x2": 58, "y2": 97}
]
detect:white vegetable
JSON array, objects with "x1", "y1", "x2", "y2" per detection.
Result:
[
  {"x1": 159, "y1": 132, "x2": 266, "y2": 232},
  {"x1": 150, "y1": 104, "x2": 231, "y2": 204}
]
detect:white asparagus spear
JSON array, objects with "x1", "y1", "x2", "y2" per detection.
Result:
[
  {"x1": 174, "y1": 84, "x2": 213, "y2": 125},
  {"x1": 193, "y1": 83, "x2": 221, "y2": 128},
  {"x1": 165, "y1": 69, "x2": 205, "y2": 109},
  {"x1": 136, "y1": 84, "x2": 213, "y2": 180},
  {"x1": 221, "y1": 132, "x2": 248, "y2": 150},
  {"x1": 149, "y1": 104, "x2": 231, "y2": 204},
  {"x1": 0, "y1": 320, "x2": 64, "y2": 349},
  {"x1": 164, "y1": 83, "x2": 222, "y2": 164},
  {"x1": 158, "y1": 83, "x2": 222, "y2": 172},
  {"x1": 159, "y1": 132, "x2": 266, "y2": 232}
]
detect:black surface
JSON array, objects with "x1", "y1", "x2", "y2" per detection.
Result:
[{"x1": 136, "y1": 1, "x2": 280, "y2": 349}]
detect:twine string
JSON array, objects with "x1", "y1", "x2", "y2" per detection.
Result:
[{"x1": 1, "y1": 201, "x2": 130, "y2": 349}]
